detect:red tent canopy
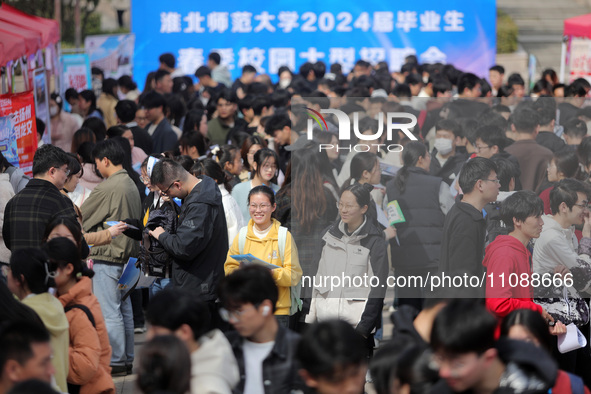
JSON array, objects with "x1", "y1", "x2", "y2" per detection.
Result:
[
  {"x1": 0, "y1": 4, "x2": 59, "y2": 48},
  {"x1": 0, "y1": 23, "x2": 42, "y2": 59},
  {"x1": 0, "y1": 30, "x2": 27, "y2": 66},
  {"x1": 564, "y1": 13, "x2": 591, "y2": 39}
]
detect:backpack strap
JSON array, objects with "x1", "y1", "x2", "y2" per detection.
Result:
[
  {"x1": 278, "y1": 226, "x2": 303, "y2": 315},
  {"x1": 568, "y1": 372, "x2": 585, "y2": 394},
  {"x1": 64, "y1": 304, "x2": 96, "y2": 328},
  {"x1": 238, "y1": 226, "x2": 248, "y2": 254},
  {"x1": 277, "y1": 226, "x2": 287, "y2": 261}
]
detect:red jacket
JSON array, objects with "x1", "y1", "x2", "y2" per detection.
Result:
[{"x1": 483, "y1": 235, "x2": 543, "y2": 318}]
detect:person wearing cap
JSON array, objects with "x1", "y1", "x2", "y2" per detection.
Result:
[{"x1": 50, "y1": 93, "x2": 82, "y2": 152}]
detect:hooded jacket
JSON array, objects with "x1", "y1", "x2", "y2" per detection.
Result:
[
  {"x1": 57, "y1": 277, "x2": 114, "y2": 394},
  {"x1": 22, "y1": 292, "x2": 70, "y2": 393},
  {"x1": 159, "y1": 176, "x2": 228, "y2": 299},
  {"x1": 191, "y1": 329, "x2": 240, "y2": 394},
  {"x1": 483, "y1": 235, "x2": 543, "y2": 319},
  {"x1": 306, "y1": 217, "x2": 389, "y2": 337},
  {"x1": 432, "y1": 339, "x2": 557, "y2": 394},
  {"x1": 225, "y1": 218, "x2": 302, "y2": 315}
]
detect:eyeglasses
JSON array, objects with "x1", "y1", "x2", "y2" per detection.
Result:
[
  {"x1": 480, "y1": 178, "x2": 500, "y2": 184},
  {"x1": 160, "y1": 179, "x2": 179, "y2": 196},
  {"x1": 262, "y1": 164, "x2": 277, "y2": 171},
  {"x1": 219, "y1": 304, "x2": 260, "y2": 322},
  {"x1": 573, "y1": 201, "x2": 590, "y2": 210},
  {"x1": 474, "y1": 145, "x2": 490, "y2": 152},
  {"x1": 56, "y1": 166, "x2": 71, "y2": 176},
  {"x1": 336, "y1": 202, "x2": 359, "y2": 211},
  {"x1": 249, "y1": 203, "x2": 273, "y2": 211}
]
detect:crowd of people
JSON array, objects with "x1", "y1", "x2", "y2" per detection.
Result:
[{"x1": 3, "y1": 49, "x2": 591, "y2": 394}]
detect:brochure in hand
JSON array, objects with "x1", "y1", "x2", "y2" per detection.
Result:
[
  {"x1": 105, "y1": 221, "x2": 139, "y2": 230},
  {"x1": 230, "y1": 254, "x2": 280, "y2": 270},
  {"x1": 386, "y1": 200, "x2": 406, "y2": 226},
  {"x1": 117, "y1": 257, "x2": 156, "y2": 300}
]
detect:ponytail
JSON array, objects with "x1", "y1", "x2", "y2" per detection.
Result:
[{"x1": 395, "y1": 141, "x2": 428, "y2": 194}]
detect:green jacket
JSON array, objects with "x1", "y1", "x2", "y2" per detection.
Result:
[
  {"x1": 81, "y1": 169, "x2": 141, "y2": 264},
  {"x1": 206, "y1": 117, "x2": 231, "y2": 146}
]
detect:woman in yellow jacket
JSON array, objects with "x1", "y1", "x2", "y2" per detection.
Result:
[{"x1": 225, "y1": 185, "x2": 302, "y2": 328}]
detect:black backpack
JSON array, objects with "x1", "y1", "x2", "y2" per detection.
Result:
[
  {"x1": 64, "y1": 304, "x2": 96, "y2": 394},
  {"x1": 139, "y1": 201, "x2": 179, "y2": 278}
]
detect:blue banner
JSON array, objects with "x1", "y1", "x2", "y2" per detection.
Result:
[{"x1": 132, "y1": 0, "x2": 496, "y2": 90}]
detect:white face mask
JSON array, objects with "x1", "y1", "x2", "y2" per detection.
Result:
[
  {"x1": 279, "y1": 78, "x2": 291, "y2": 89},
  {"x1": 50, "y1": 106, "x2": 59, "y2": 117},
  {"x1": 434, "y1": 138, "x2": 453, "y2": 155}
]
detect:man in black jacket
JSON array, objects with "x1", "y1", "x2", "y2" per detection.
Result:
[
  {"x1": 149, "y1": 159, "x2": 228, "y2": 311},
  {"x1": 439, "y1": 158, "x2": 499, "y2": 279},
  {"x1": 115, "y1": 99, "x2": 153, "y2": 155},
  {"x1": 218, "y1": 266, "x2": 306, "y2": 394},
  {"x1": 430, "y1": 119, "x2": 468, "y2": 186}
]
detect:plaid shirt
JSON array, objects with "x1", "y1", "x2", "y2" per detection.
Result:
[{"x1": 3, "y1": 179, "x2": 76, "y2": 251}]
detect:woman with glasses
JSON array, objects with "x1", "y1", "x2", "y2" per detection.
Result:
[
  {"x1": 232, "y1": 148, "x2": 281, "y2": 221},
  {"x1": 384, "y1": 141, "x2": 454, "y2": 309},
  {"x1": 5, "y1": 247, "x2": 70, "y2": 393},
  {"x1": 224, "y1": 185, "x2": 302, "y2": 328},
  {"x1": 306, "y1": 183, "x2": 388, "y2": 353}
]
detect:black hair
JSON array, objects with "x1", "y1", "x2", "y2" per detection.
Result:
[
  {"x1": 117, "y1": 75, "x2": 137, "y2": 91},
  {"x1": 542, "y1": 69, "x2": 557, "y2": 83},
  {"x1": 32, "y1": 144, "x2": 69, "y2": 177},
  {"x1": 82, "y1": 117, "x2": 107, "y2": 141},
  {"x1": 501, "y1": 190, "x2": 544, "y2": 232},
  {"x1": 458, "y1": 157, "x2": 498, "y2": 194},
  {"x1": 348, "y1": 152, "x2": 378, "y2": 185},
  {"x1": 143, "y1": 71, "x2": 156, "y2": 94},
  {"x1": 271, "y1": 89, "x2": 291, "y2": 108},
  {"x1": 151, "y1": 158, "x2": 187, "y2": 186},
  {"x1": 432, "y1": 77, "x2": 452, "y2": 96},
  {"x1": 489, "y1": 65, "x2": 505, "y2": 74},
  {"x1": 208, "y1": 52, "x2": 221, "y2": 65},
  {"x1": 36, "y1": 118, "x2": 46, "y2": 139},
  {"x1": 9, "y1": 248, "x2": 52, "y2": 294},
  {"x1": 50, "y1": 92, "x2": 63, "y2": 110},
  {"x1": 213, "y1": 144, "x2": 240, "y2": 172},
  {"x1": 137, "y1": 335, "x2": 191, "y2": 394},
  {"x1": 475, "y1": 125, "x2": 509, "y2": 151},
  {"x1": 65, "y1": 88, "x2": 79, "y2": 102},
  {"x1": 431, "y1": 300, "x2": 497, "y2": 355},
  {"x1": 43, "y1": 237, "x2": 94, "y2": 280},
  {"x1": 145, "y1": 289, "x2": 211, "y2": 340},
  {"x1": 248, "y1": 185, "x2": 275, "y2": 206},
  {"x1": 183, "y1": 109, "x2": 206, "y2": 133},
  {"x1": 532, "y1": 79, "x2": 552, "y2": 96},
  {"x1": 0, "y1": 280, "x2": 43, "y2": 326},
  {"x1": 0, "y1": 320, "x2": 50, "y2": 373},
  {"x1": 550, "y1": 178, "x2": 591, "y2": 215},
  {"x1": 65, "y1": 152, "x2": 83, "y2": 180},
  {"x1": 76, "y1": 141, "x2": 95, "y2": 164},
  {"x1": 341, "y1": 182, "x2": 372, "y2": 210},
  {"x1": 242, "y1": 64, "x2": 257, "y2": 74},
  {"x1": 213, "y1": 88, "x2": 237, "y2": 104},
  {"x1": 479, "y1": 78, "x2": 492, "y2": 97},
  {"x1": 507, "y1": 73, "x2": 525, "y2": 87},
  {"x1": 79, "y1": 90, "x2": 98, "y2": 115},
  {"x1": 218, "y1": 265, "x2": 279, "y2": 312},
  {"x1": 106, "y1": 125, "x2": 130, "y2": 139},
  {"x1": 457, "y1": 73, "x2": 481, "y2": 95},
  {"x1": 577, "y1": 136, "x2": 591, "y2": 171},
  {"x1": 92, "y1": 138, "x2": 125, "y2": 166},
  {"x1": 532, "y1": 97, "x2": 556, "y2": 126},
  {"x1": 115, "y1": 100, "x2": 138, "y2": 123},
  {"x1": 159, "y1": 53, "x2": 175, "y2": 69},
  {"x1": 500, "y1": 309, "x2": 553, "y2": 353},
  {"x1": 252, "y1": 148, "x2": 279, "y2": 181},
  {"x1": 179, "y1": 131, "x2": 208, "y2": 158},
  {"x1": 552, "y1": 148, "x2": 581, "y2": 179},
  {"x1": 173, "y1": 155, "x2": 195, "y2": 172},
  {"x1": 392, "y1": 83, "x2": 411, "y2": 99},
  {"x1": 553, "y1": 83, "x2": 566, "y2": 94},
  {"x1": 102, "y1": 78, "x2": 118, "y2": 99},
  {"x1": 91, "y1": 67, "x2": 104, "y2": 78},
  {"x1": 395, "y1": 141, "x2": 428, "y2": 194},
  {"x1": 313, "y1": 61, "x2": 326, "y2": 79},
  {"x1": 166, "y1": 94, "x2": 187, "y2": 126},
  {"x1": 296, "y1": 320, "x2": 367, "y2": 380},
  {"x1": 141, "y1": 91, "x2": 167, "y2": 110},
  {"x1": 492, "y1": 104, "x2": 511, "y2": 115},
  {"x1": 405, "y1": 73, "x2": 422, "y2": 86},
  {"x1": 564, "y1": 118, "x2": 588, "y2": 139},
  {"x1": 490, "y1": 157, "x2": 518, "y2": 192},
  {"x1": 240, "y1": 135, "x2": 267, "y2": 172},
  {"x1": 191, "y1": 158, "x2": 232, "y2": 192},
  {"x1": 436, "y1": 119, "x2": 463, "y2": 138},
  {"x1": 154, "y1": 69, "x2": 171, "y2": 83},
  {"x1": 43, "y1": 216, "x2": 87, "y2": 258},
  {"x1": 264, "y1": 114, "x2": 291, "y2": 135},
  {"x1": 110, "y1": 136, "x2": 142, "y2": 186},
  {"x1": 7, "y1": 379, "x2": 60, "y2": 394},
  {"x1": 194, "y1": 66, "x2": 212, "y2": 78}
]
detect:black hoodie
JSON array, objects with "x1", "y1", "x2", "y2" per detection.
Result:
[{"x1": 159, "y1": 175, "x2": 228, "y2": 300}]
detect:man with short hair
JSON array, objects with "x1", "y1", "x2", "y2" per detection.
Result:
[
  {"x1": 265, "y1": 113, "x2": 293, "y2": 173},
  {"x1": 218, "y1": 265, "x2": 306, "y2": 394},
  {"x1": 146, "y1": 289, "x2": 239, "y2": 394},
  {"x1": 115, "y1": 99, "x2": 153, "y2": 155},
  {"x1": 533, "y1": 98, "x2": 565, "y2": 152},
  {"x1": 206, "y1": 90, "x2": 246, "y2": 146},
  {"x1": 154, "y1": 69, "x2": 173, "y2": 95},
  {"x1": 507, "y1": 73, "x2": 526, "y2": 99},
  {"x1": 439, "y1": 157, "x2": 500, "y2": 277},
  {"x1": 483, "y1": 191, "x2": 554, "y2": 320},
  {"x1": 505, "y1": 108, "x2": 553, "y2": 192},
  {"x1": 141, "y1": 91, "x2": 178, "y2": 154},
  {"x1": 449, "y1": 72, "x2": 488, "y2": 118},
  {"x1": 81, "y1": 139, "x2": 141, "y2": 374},
  {"x1": 207, "y1": 52, "x2": 232, "y2": 88},
  {"x1": 430, "y1": 300, "x2": 557, "y2": 394},
  {"x1": 430, "y1": 119, "x2": 468, "y2": 186},
  {"x1": 3, "y1": 145, "x2": 76, "y2": 251},
  {"x1": 296, "y1": 320, "x2": 367, "y2": 394},
  {"x1": 231, "y1": 65, "x2": 257, "y2": 99},
  {"x1": 149, "y1": 159, "x2": 228, "y2": 304},
  {"x1": 158, "y1": 53, "x2": 184, "y2": 78},
  {"x1": 489, "y1": 65, "x2": 505, "y2": 97},
  {"x1": 0, "y1": 321, "x2": 55, "y2": 394}
]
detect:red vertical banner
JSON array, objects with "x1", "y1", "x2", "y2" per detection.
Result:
[{"x1": 0, "y1": 91, "x2": 38, "y2": 176}]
